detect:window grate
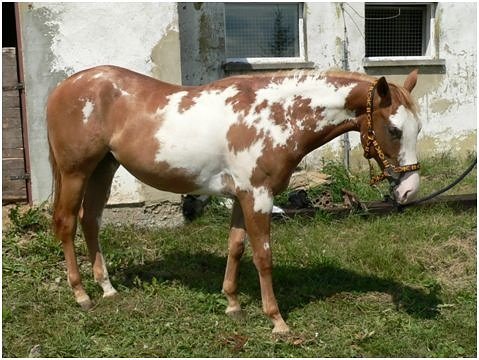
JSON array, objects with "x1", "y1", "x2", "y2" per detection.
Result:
[
  {"x1": 225, "y1": 3, "x2": 300, "y2": 58},
  {"x1": 365, "y1": 5, "x2": 427, "y2": 57}
]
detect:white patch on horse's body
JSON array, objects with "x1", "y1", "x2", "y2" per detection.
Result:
[
  {"x1": 389, "y1": 105, "x2": 420, "y2": 166},
  {"x1": 154, "y1": 87, "x2": 241, "y2": 193},
  {"x1": 72, "y1": 74, "x2": 84, "y2": 83},
  {"x1": 253, "y1": 75, "x2": 357, "y2": 132},
  {"x1": 113, "y1": 83, "x2": 131, "y2": 97},
  {"x1": 82, "y1": 101, "x2": 95, "y2": 124},
  {"x1": 92, "y1": 72, "x2": 104, "y2": 79},
  {"x1": 252, "y1": 186, "x2": 273, "y2": 214},
  {"x1": 227, "y1": 140, "x2": 265, "y2": 191},
  {"x1": 263, "y1": 242, "x2": 270, "y2": 251},
  {"x1": 153, "y1": 75, "x2": 357, "y2": 198}
]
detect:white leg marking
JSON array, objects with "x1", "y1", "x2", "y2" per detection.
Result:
[{"x1": 96, "y1": 253, "x2": 117, "y2": 298}]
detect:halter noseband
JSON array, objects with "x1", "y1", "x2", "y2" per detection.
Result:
[{"x1": 364, "y1": 80, "x2": 420, "y2": 186}]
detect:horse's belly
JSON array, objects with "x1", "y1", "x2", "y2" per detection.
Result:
[{"x1": 114, "y1": 146, "x2": 230, "y2": 196}]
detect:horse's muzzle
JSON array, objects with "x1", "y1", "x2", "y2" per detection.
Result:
[{"x1": 390, "y1": 171, "x2": 420, "y2": 205}]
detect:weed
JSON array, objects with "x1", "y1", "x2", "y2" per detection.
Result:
[{"x1": 7, "y1": 203, "x2": 50, "y2": 236}]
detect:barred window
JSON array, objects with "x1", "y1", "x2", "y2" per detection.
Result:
[
  {"x1": 365, "y1": 4, "x2": 429, "y2": 57},
  {"x1": 225, "y1": 3, "x2": 304, "y2": 59}
]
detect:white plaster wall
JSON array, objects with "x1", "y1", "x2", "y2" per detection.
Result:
[
  {"x1": 416, "y1": 2, "x2": 477, "y2": 151},
  {"x1": 19, "y1": 2, "x2": 181, "y2": 204}
]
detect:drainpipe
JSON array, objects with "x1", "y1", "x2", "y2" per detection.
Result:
[{"x1": 340, "y1": 3, "x2": 350, "y2": 171}]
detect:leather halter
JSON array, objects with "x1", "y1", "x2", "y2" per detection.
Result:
[{"x1": 364, "y1": 80, "x2": 420, "y2": 186}]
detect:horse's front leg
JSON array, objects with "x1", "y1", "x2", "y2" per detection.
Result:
[
  {"x1": 222, "y1": 199, "x2": 246, "y2": 317},
  {"x1": 238, "y1": 191, "x2": 290, "y2": 334}
]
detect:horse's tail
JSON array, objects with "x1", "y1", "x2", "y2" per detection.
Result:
[{"x1": 48, "y1": 134, "x2": 62, "y2": 217}]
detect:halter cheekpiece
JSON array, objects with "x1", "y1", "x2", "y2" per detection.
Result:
[{"x1": 364, "y1": 79, "x2": 420, "y2": 186}]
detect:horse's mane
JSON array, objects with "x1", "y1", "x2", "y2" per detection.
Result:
[
  {"x1": 225, "y1": 69, "x2": 419, "y2": 116},
  {"x1": 388, "y1": 83, "x2": 419, "y2": 116}
]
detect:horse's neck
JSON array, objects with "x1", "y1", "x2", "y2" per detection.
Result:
[
  {"x1": 296, "y1": 118, "x2": 360, "y2": 157},
  {"x1": 286, "y1": 75, "x2": 366, "y2": 157}
]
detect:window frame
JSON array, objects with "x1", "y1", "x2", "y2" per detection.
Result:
[
  {"x1": 223, "y1": 2, "x2": 308, "y2": 67},
  {"x1": 363, "y1": 2, "x2": 444, "y2": 67}
]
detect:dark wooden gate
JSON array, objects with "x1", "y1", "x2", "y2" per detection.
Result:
[{"x1": 2, "y1": 47, "x2": 28, "y2": 203}]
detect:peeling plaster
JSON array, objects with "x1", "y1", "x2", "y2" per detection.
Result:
[
  {"x1": 151, "y1": 27, "x2": 182, "y2": 84},
  {"x1": 41, "y1": 3, "x2": 178, "y2": 76},
  {"x1": 429, "y1": 98, "x2": 454, "y2": 114},
  {"x1": 20, "y1": 2, "x2": 182, "y2": 204}
]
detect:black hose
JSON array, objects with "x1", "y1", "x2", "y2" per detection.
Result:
[{"x1": 399, "y1": 157, "x2": 477, "y2": 209}]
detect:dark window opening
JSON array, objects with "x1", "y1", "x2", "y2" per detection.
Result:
[
  {"x1": 365, "y1": 4, "x2": 427, "y2": 57},
  {"x1": 2, "y1": 2, "x2": 18, "y2": 48},
  {"x1": 225, "y1": 3, "x2": 301, "y2": 58}
]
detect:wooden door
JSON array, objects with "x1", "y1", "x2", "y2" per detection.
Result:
[{"x1": 2, "y1": 47, "x2": 28, "y2": 203}]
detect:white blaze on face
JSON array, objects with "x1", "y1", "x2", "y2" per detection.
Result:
[
  {"x1": 389, "y1": 105, "x2": 420, "y2": 166},
  {"x1": 82, "y1": 100, "x2": 95, "y2": 124},
  {"x1": 389, "y1": 105, "x2": 422, "y2": 204}
]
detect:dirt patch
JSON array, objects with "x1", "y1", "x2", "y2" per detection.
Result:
[
  {"x1": 102, "y1": 202, "x2": 184, "y2": 228},
  {"x1": 3, "y1": 201, "x2": 185, "y2": 233},
  {"x1": 415, "y1": 235, "x2": 476, "y2": 291}
]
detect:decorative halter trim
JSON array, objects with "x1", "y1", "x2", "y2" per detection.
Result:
[{"x1": 364, "y1": 80, "x2": 420, "y2": 186}]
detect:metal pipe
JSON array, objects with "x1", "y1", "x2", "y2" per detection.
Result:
[{"x1": 340, "y1": 3, "x2": 350, "y2": 170}]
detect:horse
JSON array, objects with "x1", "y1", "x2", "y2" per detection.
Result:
[{"x1": 47, "y1": 65, "x2": 421, "y2": 333}]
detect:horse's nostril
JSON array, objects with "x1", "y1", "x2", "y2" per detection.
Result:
[{"x1": 401, "y1": 190, "x2": 412, "y2": 203}]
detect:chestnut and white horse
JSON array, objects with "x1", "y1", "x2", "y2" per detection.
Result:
[{"x1": 47, "y1": 66, "x2": 421, "y2": 333}]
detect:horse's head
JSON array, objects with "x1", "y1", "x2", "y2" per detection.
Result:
[{"x1": 360, "y1": 70, "x2": 421, "y2": 205}]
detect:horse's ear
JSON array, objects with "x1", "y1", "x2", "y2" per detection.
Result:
[
  {"x1": 376, "y1": 76, "x2": 392, "y2": 108},
  {"x1": 403, "y1": 69, "x2": 418, "y2": 92}
]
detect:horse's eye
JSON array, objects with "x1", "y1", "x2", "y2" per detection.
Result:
[{"x1": 388, "y1": 126, "x2": 402, "y2": 139}]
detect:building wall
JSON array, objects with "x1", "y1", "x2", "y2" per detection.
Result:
[
  {"x1": 178, "y1": 2, "x2": 226, "y2": 85},
  {"x1": 303, "y1": 2, "x2": 476, "y2": 169},
  {"x1": 18, "y1": 2, "x2": 182, "y2": 204},
  {"x1": 18, "y1": 2, "x2": 476, "y2": 204}
]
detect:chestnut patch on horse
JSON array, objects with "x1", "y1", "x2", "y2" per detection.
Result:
[{"x1": 227, "y1": 122, "x2": 262, "y2": 155}]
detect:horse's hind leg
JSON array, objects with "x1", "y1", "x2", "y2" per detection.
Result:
[
  {"x1": 222, "y1": 199, "x2": 246, "y2": 317},
  {"x1": 53, "y1": 173, "x2": 92, "y2": 309},
  {"x1": 79, "y1": 153, "x2": 119, "y2": 298}
]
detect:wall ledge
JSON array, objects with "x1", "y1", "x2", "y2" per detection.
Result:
[
  {"x1": 223, "y1": 61, "x2": 315, "y2": 72},
  {"x1": 363, "y1": 57, "x2": 446, "y2": 68}
]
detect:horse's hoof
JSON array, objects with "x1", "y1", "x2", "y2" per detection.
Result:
[
  {"x1": 77, "y1": 296, "x2": 93, "y2": 311},
  {"x1": 225, "y1": 308, "x2": 246, "y2": 321},
  {"x1": 103, "y1": 289, "x2": 118, "y2": 298},
  {"x1": 272, "y1": 323, "x2": 290, "y2": 334}
]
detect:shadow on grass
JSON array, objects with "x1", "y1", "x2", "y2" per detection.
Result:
[{"x1": 114, "y1": 250, "x2": 441, "y2": 319}]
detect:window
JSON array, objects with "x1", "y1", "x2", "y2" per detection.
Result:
[
  {"x1": 365, "y1": 4, "x2": 428, "y2": 57},
  {"x1": 224, "y1": 3, "x2": 308, "y2": 67},
  {"x1": 364, "y1": 3, "x2": 443, "y2": 66}
]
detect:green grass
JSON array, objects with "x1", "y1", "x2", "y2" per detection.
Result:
[{"x1": 2, "y1": 153, "x2": 476, "y2": 357}]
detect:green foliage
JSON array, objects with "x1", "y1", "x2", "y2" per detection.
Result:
[
  {"x1": 274, "y1": 159, "x2": 385, "y2": 208},
  {"x1": 7, "y1": 203, "x2": 50, "y2": 236}
]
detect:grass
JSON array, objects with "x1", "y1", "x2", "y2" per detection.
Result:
[{"x1": 2, "y1": 153, "x2": 477, "y2": 357}]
